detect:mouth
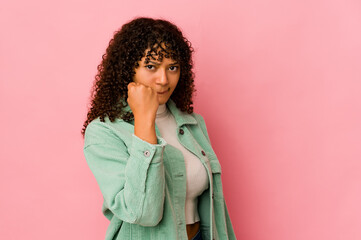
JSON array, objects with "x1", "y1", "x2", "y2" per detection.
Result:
[{"x1": 157, "y1": 89, "x2": 169, "y2": 94}]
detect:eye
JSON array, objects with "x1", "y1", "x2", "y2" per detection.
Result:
[
  {"x1": 145, "y1": 65, "x2": 155, "y2": 70},
  {"x1": 169, "y1": 66, "x2": 179, "y2": 71}
]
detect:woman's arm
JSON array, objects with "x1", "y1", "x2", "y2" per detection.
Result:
[{"x1": 83, "y1": 121, "x2": 167, "y2": 226}]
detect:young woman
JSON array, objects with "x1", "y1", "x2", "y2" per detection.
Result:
[{"x1": 82, "y1": 17, "x2": 236, "y2": 240}]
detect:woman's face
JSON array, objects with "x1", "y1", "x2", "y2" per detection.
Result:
[{"x1": 133, "y1": 48, "x2": 181, "y2": 105}]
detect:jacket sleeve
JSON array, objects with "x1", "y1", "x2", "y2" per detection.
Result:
[{"x1": 83, "y1": 121, "x2": 167, "y2": 226}]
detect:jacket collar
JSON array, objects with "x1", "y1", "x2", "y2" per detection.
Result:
[
  {"x1": 166, "y1": 98, "x2": 198, "y2": 127},
  {"x1": 121, "y1": 98, "x2": 197, "y2": 127}
]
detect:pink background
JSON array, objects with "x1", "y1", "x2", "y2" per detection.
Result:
[{"x1": 1, "y1": 0, "x2": 361, "y2": 239}]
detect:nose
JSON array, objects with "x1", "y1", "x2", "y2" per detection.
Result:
[{"x1": 157, "y1": 68, "x2": 168, "y2": 85}]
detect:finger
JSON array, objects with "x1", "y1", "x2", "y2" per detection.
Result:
[{"x1": 128, "y1": 82, "x2": 138, "y2": 89}]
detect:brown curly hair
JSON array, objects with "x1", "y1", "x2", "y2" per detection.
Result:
[{"x1": 81, "y1": 17, "x2": 196, "y2": 138}]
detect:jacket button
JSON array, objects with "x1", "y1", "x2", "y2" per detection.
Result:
[
  {"x1": 179, "y1": 128, "x2": 184, "y2": 135},
  {"x1": 144, "y1": 150, "x2": 150, "y2": 157},
  {"x1": 201, "y1": 150, "x2": 206, "y2": 156}
]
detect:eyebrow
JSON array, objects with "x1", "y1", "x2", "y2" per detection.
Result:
[{"x1": 147, "y1": 60, "x2": 179, "y2": 65}]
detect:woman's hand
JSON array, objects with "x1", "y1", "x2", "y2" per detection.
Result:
[
  {"x1": 127, "y1": 82, "x2": 159, "y2": 144},
  {"x1": 127, "y1": 82, "x2": 159, "y2": 121}
]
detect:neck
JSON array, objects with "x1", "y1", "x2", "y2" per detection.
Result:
[{"x1": 156, "y1": 103, "x2": 168, "y2": 119}]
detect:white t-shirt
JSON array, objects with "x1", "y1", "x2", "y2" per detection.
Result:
[{"x1": 155, "y1": 103, "x2": 209, "y2": 224}]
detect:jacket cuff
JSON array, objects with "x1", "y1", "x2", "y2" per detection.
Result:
[
  {"x1": 129, "y1": 133, "x2": 167, "y2": 164},
  {"x1": 125, "y1": 134, "x2": 167, "y2": 194}
]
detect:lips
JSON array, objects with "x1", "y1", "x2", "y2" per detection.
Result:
[{"x1": 157, "y1": 90, "x2": 168, "y2": 94}]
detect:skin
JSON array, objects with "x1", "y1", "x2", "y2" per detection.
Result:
[{"x1": 127, "y1": 47, "x2": 181, "y2": 144}]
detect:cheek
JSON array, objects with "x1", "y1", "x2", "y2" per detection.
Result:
[
  {"x1": 169, "y1": 72, "x2": 180, "y2": 82},
  {"x1": 134, "y1": 70, "x2": 151, "y2": 84},
  {"x1": 173, "y1": 75, "x2": 180, "y2": 87}
]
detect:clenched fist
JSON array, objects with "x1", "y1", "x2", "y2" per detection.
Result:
[{"x1": 127, "y1": 82, "x2": 160, "y2": 122}]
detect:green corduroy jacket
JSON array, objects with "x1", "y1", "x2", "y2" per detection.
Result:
[{"x1": 83, "y1": 98, "x2": 236, "y2": 240}]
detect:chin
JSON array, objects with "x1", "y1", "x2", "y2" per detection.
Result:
[{"x1": 158, "y1": 97, "x2": 169, "y2": 105}]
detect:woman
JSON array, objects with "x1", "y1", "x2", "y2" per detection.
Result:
[{"x1": 82, "y1": 17, "x2": 236, "y2": 240}]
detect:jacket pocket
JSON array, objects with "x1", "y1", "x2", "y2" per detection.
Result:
[
  {"x1": 207, "y1": 152, "x2": 222, "y2": 174},
  {"x1": 208, "y1": 154, "x2": 224, "y2": 200},
  {"x1": 210, "y1": 160, "x2": 222, "y2": 174}
]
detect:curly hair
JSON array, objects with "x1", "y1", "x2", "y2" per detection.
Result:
[{"x1": 81, "y1": 17, "x2": 196, "y2": 138}]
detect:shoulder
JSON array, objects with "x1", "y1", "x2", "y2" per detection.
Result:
[
  {"x1": 84, "y1": 116, "x2": 134, "y2": 147},
  {"x1": 191, "y1": 112, "x2": 206, "y2": 125},
  {"x1": 190, "y1": 112, "x2": 209, "y2": 132}
]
